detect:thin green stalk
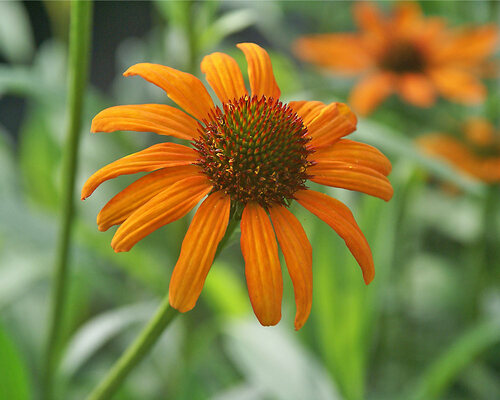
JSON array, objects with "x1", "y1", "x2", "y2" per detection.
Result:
[
  {"x1": 42, "y1": 1, "x2": 93, "y2": 399},
  {"x1": 86, "y1": 217, "x2": 239, "y2": 400}
]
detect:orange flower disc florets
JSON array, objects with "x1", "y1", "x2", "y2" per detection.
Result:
[{"x1": 194, "y1": 95, "x2": 313, "y2": 207}]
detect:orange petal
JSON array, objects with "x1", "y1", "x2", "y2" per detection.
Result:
[
  {"x1": 240, "y1": 202, "x2": 283, "y2": 326},
  {"x1": 124, "y1": 63, "x2": 214, "y2": 120},
  {"x1": 293, "y1": 34, "x2": 374, "y2": 74},
  {"x1": 295, "y1": 190, "x2": 374, "y2": 284},
  {"x1": 463, "y1": 117, "x2": 495, "y2": 147},
  {"x1": 433, "y1": 25, "x2": 498, "y2": 66},
  {"x1": 169, "y1": 191, "x2": 231, "y2": 312},
  {"x1": 353, "y1": 2, "x2": 385, "y2": 33},
  {"x1": 308, "y1": 161, "x2": 394, "y2": 201},
  {"x1": 236, "y1": 43, "x2": 281, "y2": 99},
  {"x1": 349, "y1": 72, "x2": 394, "y2": 115},
  {"x1": 308, "y1": 103, "x2": 358, "y2": 149},
  {"x1": 81, "y1": 143, "x2": 198, "y2": 200},
  {"x1": 91, "y1": 104, "x2": 200, "y2": 140},
  {"x1": 429, "y1": 67, "x2": 486, "y2": 104},
  {"x1": 97, "y1": 165, "x2": 202, "y2": 231},
  {"x1": 397, "y1": 73, "x2": 436, "y2": 107},
  {"x1": 312, "y1": 139, "x2": 392, "y2": 176},
  {"x1": 111, "y1": 176, "x2": 212, "y2": 252},
  {"x1": 200, "y1": 52, "x2": 248, "y2": 104},
  {"x1": 288, "y1": 100, "x2": 327, "y2": 125},
  {"x1": 269, "y1": 205, "x2": 312, "y2": 330},
  {"x1": 393, "y1": 2, "x2": 424, "y2": 36}
]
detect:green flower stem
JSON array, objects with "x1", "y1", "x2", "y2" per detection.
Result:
[
  {"x1": 42, "y1": 1, "x2": 93, "y2": 399},
  {"x1": 86, "y1": 216, "x2": 239, "y2": 400}
]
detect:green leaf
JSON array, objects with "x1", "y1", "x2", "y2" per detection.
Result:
[
  {"x1": 0, "y1": 323, "x2": 31, "y2": 400},
  {"x1": 0, "y1": 2, "x2": 34, "y2": 63},
  {"x1": 410, "y1": 320, "x2": 500, "y2": 400}
]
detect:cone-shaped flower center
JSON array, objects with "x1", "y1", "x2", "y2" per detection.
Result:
[
  {"x1": 380, "y1": 41, "x2": 425, "y2": 73},
  {"x1": 194, "y1": 95, "x2": 313, "y2": 207}
]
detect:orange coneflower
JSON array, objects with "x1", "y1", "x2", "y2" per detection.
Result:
[
  {"x1": 418, "y1": 117, "x2": 500, "y2": 183},
  {"x1": 294, "y1": 2, "x2": 498, "y2": 115},
  {"x1": 82, "y1": 43, "x2": 393, "y2": 329}
]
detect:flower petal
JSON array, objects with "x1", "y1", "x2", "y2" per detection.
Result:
[
  {"x1": 397, "y1": 73, "x2": 436, "y2": 107},
  {"x1": 269, "y1": 205, "x2": 312, "y2": 330},
  {"x1": 307, "y1": 103, "x2": 358, "y2": 149},
  {"x1": 349, "y1": 72, "x2": 394, "y2": 115},
  {"x1": 308, "y1": 161, "x2": 393, "y2": 201},
  {"x1": 124, "y1": 63, "x2": 214, "y2": 120},
  {"x1": 97, "y1": 165, "x2": 202, "y2": 231},
  {"x1": 81, "y1": 143, "x2": 198, "y2": 200},
  {"x1": 111, "y1": 176, "x2": 212, "y2": 252},
  {"x1": 241, "y1": 202, "x2": 283, "y2": 326},
  {"x1": 169, "y1": 191, "x2": 231, "y2": 312},
  {"x1": 237, "y1": 43, "x2": 281, "y2": 99},
  {"x1": 295, "y1": 190, "x2": 374, "y2": 284},
  {"x1": 429, "y1": 67, "x2": 486, "y2": 104},
  {"x1": 312, "y1": 139, "x2": 392, "y2": 176},
  {"x1": 293, "y1": 34, "x2": 374, "y2": 74},
  {"x1": 288, "y1": 100, "x2": 326, "y2": 125},
  {"x1": 201, "y1": 52, "x2": 248, "y2": 104},
  {"x1": 91, "y1": 104, "x2": 200, "y2": 140}
]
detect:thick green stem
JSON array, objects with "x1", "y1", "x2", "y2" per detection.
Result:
[
  {"x1": 85, "y1": 216, "x2": 239, "y2": 400},
  {"x1": 42, "y1": 2, "x2": 93, "y2": 399}
]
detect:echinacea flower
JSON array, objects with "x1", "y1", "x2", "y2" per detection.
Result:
[
  {"x1": 82, "y1": 43, "x2": 393, "y2": 329},
  {"x1": 294, "y1": 2, "x2": 498, "y2": 115},
  {"x1": 418, "y1": 117, "x2": 500, "y2": 183}
]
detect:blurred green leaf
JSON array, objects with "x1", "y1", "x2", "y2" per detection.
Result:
[
  {"x1": 0, "y1": 323, "x2": 31, "y2": 400},
  {"x1": 0, "y1": 1, "x2": 34, "y2": 63},
  {"x1": 223, "y1": 319, "x2": 341, "y2": 400},
  {"x1": 61, "y1": 302, "x2": 154, "y2": 377},
  {"x1": 202, "y1": 261, "x2": 250, "y2": 318},
  {"x1": 199, "y1": 9, "x2": 257, "y2": 51},
  {"x1": 410, "y1": 320, "x2": 500, "y2": 400}
]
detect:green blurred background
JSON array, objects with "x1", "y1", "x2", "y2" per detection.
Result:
[{"x1": 0, "y1": 1, "x2": 499, "y2": 399}]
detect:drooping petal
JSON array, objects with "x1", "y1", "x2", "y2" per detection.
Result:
[
  {"x1": 91, "y1": 104, "x2": 200, "y2": 140},
  {"x1": 269, "y1": 205, "x2": 312, "y2": 330},
  {"x1": 308, "y1": 161, "x2": 394, "y2": 201},
  {"x1": 124, "y1": 63, "x2": 214, "y2": 120},
  {"x1": 111, "y1": 176, "x2": 212, "y2": 252},
  {"x1": 240, "y1": 202, "x2": 283, "y2": 326},
  {"x1": 200, "y1": 52, "x2": 248, "y2": 104},
  {"x1": 349, "y1": 72, "x2": 394, "y2": 115},
  {"x1": 97, "y1": 165, "x2": 202, "y2": 231},
  {"x1": 295, "y1": 189, "x2": 374, "y2": 284},
  {"x1": 81, "y1": 143, "x2": 198, "y2": 200},
  {"x1": 397, "y1": 73, "x2": 436, "y2": 107},
  {"x1": 237, "y1": 43, "x2": 281, "y2": 99},
  {"x1": 312, "y1": 139, "x2": 392, "y2": 176},
  {"x1": 293, "y1": 34, "x2": 374, "y2": 74},
  {"x1": 307, "y1": 103, "x2": 358, "y2": 149},
  {"x1": 169, "y1": 191, "x2": 231, "y2": 312},
  {"x1": 429, "y1": 67, "x2": 486, "y2": 104}
]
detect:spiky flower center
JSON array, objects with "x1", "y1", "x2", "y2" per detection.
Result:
[
  {"x1": 194, "y1": 95, "x2": 313, "y2": 207},
  {"x1": 380, "y1": 41, "x2": 425, "y2": 73}
]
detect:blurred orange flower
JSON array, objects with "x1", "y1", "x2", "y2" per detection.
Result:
[
  {"x1": 418, "y1": 117, "x2": 500, "y2": 183},
  {"x1": 82, "y1": 43, "x2": 393, "y2": 329},
  {"x1": 294, "y1": 2, "x2": 497, "y2": 115}
]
